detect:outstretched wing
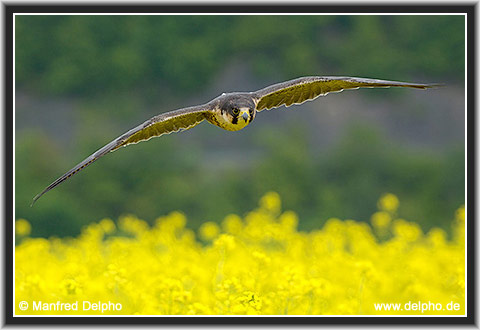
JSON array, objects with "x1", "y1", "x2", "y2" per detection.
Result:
[
  {"x1": 32, "y1": 104, "x2": 211, "y2": 205},
  {"x1": 254, "y1": 76, "x2": 440, "y2": 111}
]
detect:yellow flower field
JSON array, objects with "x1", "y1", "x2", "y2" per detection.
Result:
[{"x1": 15, "y1": 193, "x2": 465, "y2": 315}]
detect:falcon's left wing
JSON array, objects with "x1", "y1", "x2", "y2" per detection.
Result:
[
  {"x1": 253, "y1": 76, "x2": 440, "y2": 112},
  {"x1": 32, "y1": 104, "x2": 212, "y2": 205}
]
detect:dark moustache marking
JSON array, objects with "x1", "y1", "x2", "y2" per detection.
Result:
[{"x1": 231, "y1": 113, "x2": 238, "y2": 125}]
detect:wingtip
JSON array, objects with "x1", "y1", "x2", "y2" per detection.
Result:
[
  {"x1": 405, "y1": 82, "x2": 444, "y2": 89},
  {"x1": 423, "y1": 83, "x2": 445, "y2": 89},
  {"x1": 30, "y1": 192, "x2": 43, "y2": 207},
  {"x1": 30, "y1": 197, "x2": 38, "y2": 208}
]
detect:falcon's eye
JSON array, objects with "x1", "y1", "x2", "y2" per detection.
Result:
[{"x1": 232, "y1": 108, "x2": 239, "y2": 115}]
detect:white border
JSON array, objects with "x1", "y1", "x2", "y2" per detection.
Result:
[{"x1": 11, "y1": 11, "x2": 469, "y2": 319}]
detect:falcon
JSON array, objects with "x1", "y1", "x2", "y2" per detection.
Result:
[{"x1": 32, "y1": 76, "x2": 439, "y2": 205}]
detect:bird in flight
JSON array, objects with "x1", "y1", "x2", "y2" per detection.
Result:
[{"x1": 32, "y1": 76, "x2": 439, "y2": 205}]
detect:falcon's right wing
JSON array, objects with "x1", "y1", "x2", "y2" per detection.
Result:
[{"x1": 32, "y1": 104, "x2": 213, "y2": 205}]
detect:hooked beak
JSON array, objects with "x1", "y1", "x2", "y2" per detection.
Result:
[{"x1": 241, "y1": 111, "x2": 249, "y2": 122}]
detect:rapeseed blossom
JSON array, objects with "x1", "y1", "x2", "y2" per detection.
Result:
[
  {"x1": 15, "y1": 219, "x2": 31, "y2": 236},
  {"x1": 15, "y1": 193, "x2": 465, "y2": 315}
]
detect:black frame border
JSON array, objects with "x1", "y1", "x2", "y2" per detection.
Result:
[{"x1": 4, "y1": 3, "x2": 475, "y2": 326}]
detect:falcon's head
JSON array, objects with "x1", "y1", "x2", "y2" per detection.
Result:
[{"x1": 216, "y1": 94, "x2": 256, "y2": 131}]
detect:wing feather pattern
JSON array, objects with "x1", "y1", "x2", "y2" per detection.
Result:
[
  {"x1": 32, "y1": 105, "x2": 211, "y2": 205},
  {"x1": 254, "y1": 76, "x2": 440, "y2": 111}
]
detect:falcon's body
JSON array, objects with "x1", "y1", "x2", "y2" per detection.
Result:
[{"x1": 32, "y1": 76, "x2": 439, "y2": 205}]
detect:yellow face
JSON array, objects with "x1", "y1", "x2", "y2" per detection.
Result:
[{"x1": 215, "y1": 107, "x2": 255, "y2": 131}]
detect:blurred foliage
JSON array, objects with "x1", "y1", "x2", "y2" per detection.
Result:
[
  {"x1": 14, "y1": 15, "x2": 465, "y2": 237},
  {"x1": 16, "y1": 15, "x2": 464, "y2": 97}
]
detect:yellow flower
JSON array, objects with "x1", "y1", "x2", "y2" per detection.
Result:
[
  {"x1": 279, "y1": 211, "x2": 298, "y2": 231},
  {"x1": 118, "y1": 215, "x2": 149, "y2": 236},
  {"x1": 427, "y1": 228, "x2": 447, "y2": 247},
  {"x1": 99, "y1": 218, "x2": 115, "y2": 234},
  {"x1": 213, "y1": 234, "x2": 236, "y2": 251},
  {"x1": 166, "y1": 211, "x2": 187, "y2": 230},
  {"x1": 15, "y1": 219, "x2": 31, "y2": 236},
  {"x1": 14, "y1": 192, "x2": 464, "y2": 316},
  {"x1": 222, "y1": 214, "x2": 243, "y2": 234},
  {"x1": 378, "y1": 193, "x2": 399, "y2": 213},
  {"x1": 259, "y1": 191, "x2": 281, "y2": 214},
  {"x1": 252, "y1": 250, "x2": 271, "y2": 265},
  {"x1": 199, "y1": 221, "x2": 220, "y2": 241},
  {"x1": 455, "y1": 205, "x2": 465, "y2": 223},
  {"x1": 371, "y1": 211, "x2": 391, "y2": 229},
  {"x1": 392, "y1": 218, "x2": 422, "y2": 241}
]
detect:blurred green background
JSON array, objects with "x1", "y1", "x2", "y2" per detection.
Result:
[{"x1": 15, "y1": 15, "x2": 465, "y2": 237}]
